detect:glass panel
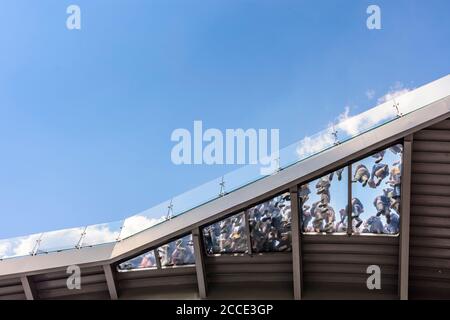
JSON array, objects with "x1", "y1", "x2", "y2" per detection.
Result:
[
  {"x1": 121, "y1": 200, "x2": 171, "y2": 239},
  {"x1": 203, "y1": 212, "x2": 248, "y2": 255},
  {"x1": 335, "y1": 102, "x2": 398, "y2": 141},
  {"x1": 224, "y1": 164, "x2": 267, "y2": 195},
  {"x1": 81, "y1": 220, "x2": 124, "y2": 247},
  {"x1": 351, "y1": 144, "x2": 402, "y2": 235},
  {"x1": 117, "y1": 250, "x2": 157, "y2": 272},
  {"x1": 171, "y1": 177, "x2": 223, "y2": 217},
  {"x1": 300, "y1": 167, "x2": 349, "y2": 234},
  {"x1": 247, "y1": 192, "x2": 292, "y2": 253},
  {"x1": 396, "y1": 75, "x2": 450, "y2": 116},
  {"x1": 116, "y1": 234, "x2": 195, "y2": 272},
  {"x1": 294, "y1": 126, "x2": 336, "y2": 162},
  {"x1": 37, "y1": 227, "x2": 85, "y2": 254},
  {"x1": 156, "y1": 234, "x2": 195, "y2": 267},
  {"x1": 0, "y1": 233, "x2": 42, "y2": 259}
]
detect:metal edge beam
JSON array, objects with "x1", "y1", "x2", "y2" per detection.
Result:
[
  {"x1": 398, "y1": 134, "x2": 413, "y2": 300},
  {"x1": 154, "y1": 249, "x2": 162, "y2": 269},
  {"x1": 0, "y1": 244, "x2": 114, "y2": 278},
  {"x1": 290, "y1": 186, "x2": 302, "y2": 300},
  {"x1": 243, "y1": 210, "x2": 253, "y2": 256},
  {"x1": 347, "y1": 165, "x2": 353, "y2": 236},
  {"x1": 103, "y1": 264, "x2": 119, "y2": 300},
  {"x1": 20, "y1": 275, "x2": 37, "y2": 300},
  {"x1": 192, "y1": 227, "x2": 208, "y2": 299}
]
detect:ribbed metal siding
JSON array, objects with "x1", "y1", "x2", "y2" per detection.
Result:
[
  {"x1": 116, "y1": 265, "x2": 197, "y2": 291},
  {"x1": 206, "y1": 253, "x2": 293, "y2": 284},
  {"x1": 31, "y1": 265, "x2": 109, "y2": 300},
  {"x1": 410, "y1": 118, "x2": 450, "y2": 299},
  {"x1": 302, "y1": 235, "x2": 399, "y2": 299},
  {"x1": 0, "y1": 277, "x2": 26, "y2": 300}
]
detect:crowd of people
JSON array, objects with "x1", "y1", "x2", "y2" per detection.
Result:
[
  {"x1": 118, "y1": 145, "x2": 403, "y2": 270},
  {"x1": 301, "y1": 145, "x2": 402, "y2": 235},
  {"x1": 203, "y1": 213, "x2": 248, "y2": 254},
  {"x1": 117, "y1": 235, "x2": 195, "y2": 271},
  {"x1": 117, "y1": 251, "x2": 157, "y2": 271},
  {"x1": 158, "y1": 236, "x2": 195, "y2": 266},
  {"x1": 203, "y1": 193, "x2": 293, "y2": 254},
  {"x1": 247, "y1": 193, "x2": 292, "y2": 252}
]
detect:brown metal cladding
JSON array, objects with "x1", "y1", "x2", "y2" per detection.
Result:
[
  {"x1": 409, "y1": 118, "x2": 450, "y2": 299},
  {"x1": 301, "y1": 234, "x2": 399, "y2": 299},
  {"x1": 0, "y1": 277, "x2": 26, "y2": 300}
]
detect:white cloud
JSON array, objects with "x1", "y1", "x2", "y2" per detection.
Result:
[
  {"x1": 377, "y1": 81, "x2": 411, "y2": 104},
  {"x1": 0, "y1": 215, "x2": 168, "y2": 259},
  {"x1": 337, "y1": 106, "x2": 352, "y2": 123},
  {"x1": 120, "y1": 215, "x2": 166, "y2": 239},
  {"x1": 366, "y1": 89, "x2": 375, "y2": 100},
  {"x1": 296, "y1": 83, "x2": 413, "y2": 159},
  {"x1": 20, "y1": 230, "x2": 84, "y2": 255},
  {"x1": 1, "y1": 225, "x2": 123, "y2": 258},
  {"x1": 335, "y1": 104, "x2": 397, "y2": 137},
  {"x1": 82, "y1": 224, "x2": 121, "y2": 246},
  {"x1": 296, "y1": 127, "x2": 335, "y2": 158},
  {"x1": 8, "y1": 233, "x2": 42, "y2": 257},
  {"x1": 0, "y1": 241, "x2": 11, "y2": 258},
  {"x1": 335, "y1": 83, "x2": 413, "y2": 137}
]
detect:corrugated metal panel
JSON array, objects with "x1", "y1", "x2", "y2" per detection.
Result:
[
  {"x1": 0, "y1": 293, "x2": 27, "y2": 300},
  {"x1": 116, "y1": 266, "x2": 197, "y2": 291},
  {"x1": 410, "y1": 118, "x2": 450, "y2": 299},
  {"x1": 31, "y1": 265, "x2": 108, "y2": 300},
  {"x1": 427, "y1": 119, "x2": 450, "y2": 130},
  {"x1": 302, "y1": 235, "x2": 399, "y2": 299},
  {"x1": 0, "y1": 277, "x2": 25, "y2": 300},
  {"x1": 205, "y1": 253, "x2": 293, "y2": 285}
]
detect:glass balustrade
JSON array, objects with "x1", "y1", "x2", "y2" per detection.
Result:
[{"x1": 0, "y1": 76, "x2": 448, "y2": 260}]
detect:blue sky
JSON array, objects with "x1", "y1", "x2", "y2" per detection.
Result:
[{"x1": 0, "y1": 0, "x2": 449, "y2": 238}]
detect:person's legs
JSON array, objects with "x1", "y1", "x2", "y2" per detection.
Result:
[
  {"x1": 353, "y1": 215, "x2": 363, "y2": 228},
  {"x1": 336, "y1": 168, "x2": 344, "y2": 181}
]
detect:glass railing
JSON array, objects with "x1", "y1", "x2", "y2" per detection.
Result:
[
  {"x1": 0, "y1": 232, "x2": 43, "y2": 259},
  {"x1": 0, "y1": 75, "x2": 449, "y2": 261}
]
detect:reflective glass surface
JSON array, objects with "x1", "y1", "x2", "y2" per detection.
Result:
[
  {"x1": 117, "y1": 250, "x2": 157, "y2": 271},
  {"x1": 0, "y1": 233, "x2": 42, "y2": 259},
  {"x1": 81, "y1": 220, "x2": 124, "y2": 247},
  {"x1": 247, "y1": 193, "x2": 292, "y2": 252},
  {"x1": 300, "y1": 167, "x2": 349, "y2": 234},
  {"x1": 351, "y1": 144, "x2": 402, "y2": 235},
  {"x1": 203, "y1": 212, "x2": 248, "y2": 254},
  {"x1": 120, "y1": 200, "x2": 171, "y2": 239},
  {"x1": 36, "y1": 227, "x2": 85, "y2": 254},
  {"x1": 116, "y1": 234, "x2": 195, "y2": 271},
  {"x1": 157, "y1": 234, "x2": 195, "y2": 267}
]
